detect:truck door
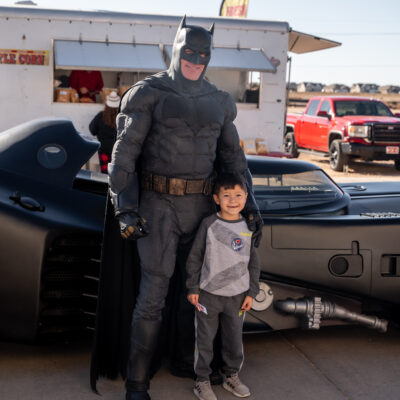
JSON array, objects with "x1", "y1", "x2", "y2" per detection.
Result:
[
  {"x1": 298, "y1": 99, "x2": 320, "y2": 149},
  {"x1": 314, "y1": 100, "x2": 332, "y2": 151}
]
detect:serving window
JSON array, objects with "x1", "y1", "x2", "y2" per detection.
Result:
[
  {"x1": 52, "y1": 40, "x2": 276, "y2": 106},
  {"x1": 53, "y1": 40, "x2": 167, "y2": 104}
]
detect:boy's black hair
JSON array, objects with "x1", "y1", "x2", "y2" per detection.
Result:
[{"x1": 213, "y1": 173, "x2": 247, "y2": 194}]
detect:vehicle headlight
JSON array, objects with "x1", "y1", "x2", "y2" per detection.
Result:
[{"x1": 348, "y1": 125, "x2": 370, "y2": 138}]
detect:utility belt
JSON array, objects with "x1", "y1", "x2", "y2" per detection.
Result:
[{"x1": 141, "y1": 171, "x2": 214, "y2": 196}]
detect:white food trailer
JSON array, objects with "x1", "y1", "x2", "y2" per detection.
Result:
[{"x1": 0, "y1": 5, "x2": 339, "y2": 164}]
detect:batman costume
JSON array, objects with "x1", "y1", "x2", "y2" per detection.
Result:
[{"x1": 90, "y1": 17, "x2": 262, "y2": 400}]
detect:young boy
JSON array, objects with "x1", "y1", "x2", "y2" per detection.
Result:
[{"x1": 186, "y1": 173, "x2": 260, "y2": 400}]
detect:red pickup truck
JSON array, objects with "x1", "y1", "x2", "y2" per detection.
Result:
[{"x1": 285, "y1": 96, "x2": 400, "y2": 171}]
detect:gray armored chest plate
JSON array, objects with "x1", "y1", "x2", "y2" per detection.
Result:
[{"x1": 140, "y1": 89, "x2": 225, "y2": 179}]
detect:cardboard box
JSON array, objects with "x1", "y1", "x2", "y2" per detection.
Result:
[
  {"x1": 55, "y1": 88, "x2": 71, "y2": 103},
  {"x1": 242, "y1": 139, "x2": 257, "y2": 155},
  {"x1": 70, "y1": 88, "x2": 79, "y2": 103},
  {"x1": 255, "y1": 138, "x2": 268, "y2": 154}
]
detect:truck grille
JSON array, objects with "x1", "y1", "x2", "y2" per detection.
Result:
[
  {"x1": 372, "y1": 124, "x2": 400, "y2": 143},
  {"x1": 39, "y1": 234, "x2": 102, "y2": 338}
]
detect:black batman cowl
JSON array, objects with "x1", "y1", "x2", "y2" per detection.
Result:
[{"x1": 167, "y1": 16, "x2": 214, "y2": 95}]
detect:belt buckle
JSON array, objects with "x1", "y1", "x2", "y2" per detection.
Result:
[{"x1": 169, "y1": 178, "x2": 186, "y2": 196}]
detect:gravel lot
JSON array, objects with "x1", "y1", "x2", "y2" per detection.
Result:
[{"x1": 296, "y1": 153, "x2": 400, "y2": 183}]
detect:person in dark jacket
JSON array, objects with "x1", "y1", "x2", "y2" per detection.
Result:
[{"x1": 89, "y1": 91, "x2": 121, "y2": 174}]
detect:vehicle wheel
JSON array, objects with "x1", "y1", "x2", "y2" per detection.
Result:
[
  {"x1": 394, "y1": 159, "x2": 400, "y2": 171},
  {"x1": 329, "y1": 139, "x2": 348, "y2": 171},
  {"x1": 284, "y1": 132, "x2": 299, "y2": 158}
]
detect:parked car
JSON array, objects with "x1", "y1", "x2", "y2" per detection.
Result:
[
  {"x1": 1, "y1": 118, "x2": 400, "y2": 342},
  {"x1": 285, "y1": 96, "x2": 400, "y2": 171}
]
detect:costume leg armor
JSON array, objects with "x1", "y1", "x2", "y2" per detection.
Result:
[
  {"x1": 126, "y1": 192, "x2": 214, "y2": 396},
  {"x1": 126, "y1": 319, "x2": 162, "y2": 400},
  {"x1": 170, "y1": 242, "x2": 198, "y2": 378},
  {"x1": 126, "y1": 193, "x2": 180, "y2": 398},
  {"x1": 126, "y1": 271, "x2": 173, "y2": 399}
]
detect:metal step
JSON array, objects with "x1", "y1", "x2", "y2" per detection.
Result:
[{"x1": 297, "y1": 148, "x2": 329, "y2": 157}]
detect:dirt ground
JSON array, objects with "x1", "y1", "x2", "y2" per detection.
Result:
[{"x1": 297, "y1": 153, "x2": 400, "y2": 183}]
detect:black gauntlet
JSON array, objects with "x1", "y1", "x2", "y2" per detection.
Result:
[
  {"x1": 242, "y1": 169, "x2": 263, "y2": 248},
  {"x1": 119, "y1": 211, "x2": 149, "y2": 240},
  {"x1": 108, "y1": 163, "x2": 149, "y2": 239}
]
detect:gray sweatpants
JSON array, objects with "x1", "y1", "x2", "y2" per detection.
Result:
[{"x1": 194, "y1": 290, "x2": 246, "y2": 381}]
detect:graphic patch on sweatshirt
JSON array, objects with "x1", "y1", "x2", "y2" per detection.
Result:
[{"x1": 231, "y1": 237, "x2": 244, "y2": 251}]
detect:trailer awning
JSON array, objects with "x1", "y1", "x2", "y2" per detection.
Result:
[
  {"x1": 165, "y1": 45, "x2": 276, "y2": 72},
  {"x1": 54, "y1": 40, "x2": 167, "y2": 72},
  {"x1": 289, "y1": 30, "x2": 341, "y2": 54}
]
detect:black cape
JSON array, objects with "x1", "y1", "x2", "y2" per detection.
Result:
[
  {"x1": 90, "y1": 197, "x2": 194, "y2": 391},
  {"x1": 90, "y1": 197, "x2": 140, "y2": 390}
]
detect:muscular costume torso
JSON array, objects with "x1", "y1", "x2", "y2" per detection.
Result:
[{"x1": 111, "y1": 72, "x2": 246, "y2": 190}]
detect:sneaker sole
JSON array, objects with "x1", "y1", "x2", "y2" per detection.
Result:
[
  {"x1": 222, "y1": 382, "x2": 250, "y2": 398},
  {"x1": 193, "y1": 387, "x2": 217, "y2": 400},
  {"x1": 193, "y1": 388, "x2": 202, "y2": 400}
]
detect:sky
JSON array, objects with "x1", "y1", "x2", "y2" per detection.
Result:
[{"x1": 2, "y1": 0, "x2": 400, "y2": 87}]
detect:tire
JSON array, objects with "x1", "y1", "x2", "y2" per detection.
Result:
[
  {"x1": 329, "y1": 139, "x2": 348, "y2": 171},
  {"x1": 284, "y1": 132, "x2": 299, "y2": 158},
  {"x1": 394, "y1": 159, "x2": 400, "y2": 171}
]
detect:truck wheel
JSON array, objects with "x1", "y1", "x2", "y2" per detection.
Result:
[
  {"x1": 284, "y1": 132, "x2": 299, "y2": 158},
  {"x1": 394, "y1": 159, "x2": 400, "y2": 171},
  {"x1": 329, "y1": 140, "x2": 348, "y2": 171}
]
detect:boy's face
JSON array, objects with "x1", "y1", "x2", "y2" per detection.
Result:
[{"x1": 213, "y1": 184, "x2": 248, "y2": 220}]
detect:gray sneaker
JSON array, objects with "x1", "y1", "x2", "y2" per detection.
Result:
[
  {"x1": 222, "y1": 373, "x2": 250, "y2": 398},
  {"x1": 193, "y1": 380, "x2": 217, "y2": 400}
]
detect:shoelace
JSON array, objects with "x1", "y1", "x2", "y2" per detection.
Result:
[
  {"x1": 196, "y1": 381, "x2": 211, "y2": 391},
  {"x1": 227, "y1": 373, "x2": 241, "y2": 385}
]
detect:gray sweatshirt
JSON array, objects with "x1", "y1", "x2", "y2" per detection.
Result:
[{"x1": 186, "y1": 213, "x2": 260, "y2": 298}]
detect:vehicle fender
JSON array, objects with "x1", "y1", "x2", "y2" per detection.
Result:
[
  {"x1": 0, "y1": 207, "x2": 47, "y2": 341},
  {"x1": 286, "y1": 124, "x2": 295, "y2": 134},
  {"x1": 328, "y1": 130, "x2": 343, "y2": 147}
]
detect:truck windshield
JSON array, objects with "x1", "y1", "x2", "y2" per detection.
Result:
[
  {"x1": 334, "y1": 100, "x2": 393, "y2": 117},
  {"x1": 252, "y1": 170, "x2": 343, "y2": 212}
]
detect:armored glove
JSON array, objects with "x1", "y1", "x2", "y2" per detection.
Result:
[
  {"x1": 243, "y1": 168, "x2": 263, "y2": 248},
  {"x1": 118, "y1": 211, "x2": 149, "y2": 240},
  {"x1": 108, "y1": 165, "x2": 148, "y2": 240},
  {"x1": 244, "y1": 210, "x2": 263, "y2": 248}
]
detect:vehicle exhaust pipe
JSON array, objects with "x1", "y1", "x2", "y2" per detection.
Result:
[{"x1": 275, "y1": 297, "x2": 388, "y2": 333}]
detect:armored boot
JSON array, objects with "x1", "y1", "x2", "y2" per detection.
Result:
[
  {"x1": 125, "y1": 389, "x2": 150, "y2": 400},
  {"x1": 126, "y1": 319, "x2": 162, "y2": 400}
]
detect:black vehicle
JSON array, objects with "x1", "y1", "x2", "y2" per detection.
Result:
[{"x1": 1, "y1": 118, "x2": 400, "y2": 342}]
